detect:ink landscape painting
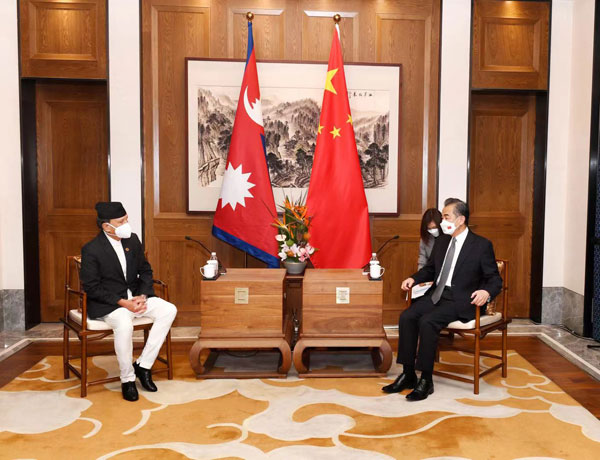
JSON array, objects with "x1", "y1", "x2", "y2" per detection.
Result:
[{"x1": 187, "y1": 60, "x2": 400, "y2": 214}]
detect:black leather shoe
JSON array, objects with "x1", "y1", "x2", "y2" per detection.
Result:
[
  {"x1": 133, "y1": 361, "x2": 157, "y2": 392},
  {"x1": 406, "y1": 378, "x2": 434, "y2": 401},
  {"x1": 121, "y1": 381, "x2": 139, "y2": 401},
  {"x1": 381, "y1": 373, "x2": 417, "y2": 393}
]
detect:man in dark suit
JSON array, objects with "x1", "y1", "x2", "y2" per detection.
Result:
[
  {"x1": 382, "y1": 198, "x2": 502, "y2": 401},
  {"x1": 80, "y1": 202, "x2": 177, "y2": 401}
]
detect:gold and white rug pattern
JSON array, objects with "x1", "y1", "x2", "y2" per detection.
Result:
[{"x1": 1, "y1": 351, "x2": 599, "y2": 459}]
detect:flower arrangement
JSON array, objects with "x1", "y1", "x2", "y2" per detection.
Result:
[{"x1": 272, "y1": 194, "x2": 317, "y2": 263}]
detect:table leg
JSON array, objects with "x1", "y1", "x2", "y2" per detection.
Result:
[
  {"x1": 374, "y1": 339, "x2": 393, "y2": 373},
  {"x1": 189, "y1": 340, "x2": 207, "y2": 376},
  {"x1": 292, "y1": 339, "x2": 309, "y2": 374},
  {"x1": 277, "y1": 339, "x2": 292, "y2": 374}
]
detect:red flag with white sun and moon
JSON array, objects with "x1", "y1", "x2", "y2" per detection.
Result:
[
  {"x1": 306, "y1": 25, "x2": 372, "y2": 268},
  {"x1": 212, "y1": 21, "x2": 280, "y2": 267}
]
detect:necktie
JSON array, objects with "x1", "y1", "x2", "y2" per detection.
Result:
[{"x1": 431, "y1": 237, "x2": 456, "y2": 304}]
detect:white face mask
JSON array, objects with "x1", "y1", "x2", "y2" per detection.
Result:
[
  {"x1": 108, "y1": 222, "x2": 132, "y2": 239},
  {"x1": 427, "y1": 228, "x2": 439, "y2": 238},
  {"x1": 441, "y1": 219, "x2": 456, "y2": 235}
]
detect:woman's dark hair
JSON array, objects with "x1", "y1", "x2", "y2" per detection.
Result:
[{"x1": 420, "y1": 208, "x2": 442, "y2": 242}]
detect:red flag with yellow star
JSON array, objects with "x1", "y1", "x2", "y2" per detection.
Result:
[{"x1": 306, "y1": 26, "x2": 372, "y2": 268}]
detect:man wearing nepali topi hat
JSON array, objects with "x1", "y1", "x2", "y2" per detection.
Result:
[{"x1": 80, "y1": 202, "x2": 177, "y2": 402}]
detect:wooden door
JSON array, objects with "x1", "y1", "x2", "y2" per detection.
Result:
[
  {"x1": 469, "y1": 93, "x2": 535, "y2": 317},
  {"x1": 37, "y1": 82, "x2": 109, "y2": 321}
]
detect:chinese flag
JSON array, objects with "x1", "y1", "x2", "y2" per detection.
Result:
[
  {"x1": 212, "y1": 21, "x2": 279, "y2": 267},
  {"x1": 306, "y1": 26, "x2": 372, "y2": 268}
]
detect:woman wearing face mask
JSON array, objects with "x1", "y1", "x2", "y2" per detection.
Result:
[{"x1": 417, "y1": 208, "x2": 443, "y2": 270}]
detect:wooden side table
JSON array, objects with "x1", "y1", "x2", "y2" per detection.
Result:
[
  {"x1": 292, "y1": 269, "x2": 393, "y2": 377},
  {"x1": 189, "y1": 268, "x2": 292, "y2": 378}
]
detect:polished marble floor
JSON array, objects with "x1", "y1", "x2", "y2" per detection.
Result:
[{"x1": 2, "y1": 320, "x2": 599, "y2": 380}]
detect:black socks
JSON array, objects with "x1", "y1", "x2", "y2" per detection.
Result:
[
  {"x1": 404, "y1": 365, "x2": 432, "y2": 382},
  {"x1": 403, "y1": 365, "x2": 417, "y2": 378},
  {"x1": 420, "y1": 370, "x2": 433, "y2": 382}
]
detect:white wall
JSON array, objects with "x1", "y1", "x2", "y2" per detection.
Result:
[
  {"x1": 438, "y1": 0, "x2": 471, "y2": 204},
  {"x1": 563, "y1": 0, "x2": 594, "y2": 294},
  {"x1": 543, "y1": 0, "x2": 594, "y2": 296},
  {"x1": 0, "y1": 0, "x2": 24, "y2": 290},
  {"x1": 108, "y1": 0, "x2": 143, "y2": 238},
  {"x1": 543, "y1": 0, "x2": 573, "y2": 288}
]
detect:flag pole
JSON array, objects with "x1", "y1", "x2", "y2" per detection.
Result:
[
  {"x1": 244, "y1": 10, "x2": 253, "y2": 270},
  {"x1": 306, "y1": 10, "x2": 372, "y2": 267},
  {"x1": 333, "y1": 13, "x2": 341, "y2": 37}
]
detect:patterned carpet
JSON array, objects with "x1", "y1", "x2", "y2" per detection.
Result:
[{"x1": 1, "y1": 351, "x2": 599, "y2": 459}]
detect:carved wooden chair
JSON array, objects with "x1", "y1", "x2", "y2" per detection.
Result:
[
  {"x1": 407, "y1": 259, "x2": 510, "y2": 394},
  {"x1": 60, "y1": 255, "x2": 173, "y2": 397}
]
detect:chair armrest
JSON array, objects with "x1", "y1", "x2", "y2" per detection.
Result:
[
  {"x1": 152, "y1": 279, "x2": 169, "y2": 302},
  {"x1": 66, "y1": 287, "x2": 85, "y2": 298}
]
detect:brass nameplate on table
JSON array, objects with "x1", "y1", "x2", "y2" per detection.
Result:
[
  {"x1": 336, "y1": 287, "x2": 350, "y2": 304},
  {"x1": 234, "y1": 287, "x2": 249, "y2": 304}
]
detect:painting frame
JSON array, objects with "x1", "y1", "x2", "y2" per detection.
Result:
[{"x1": 185, "y1": 57, "x2": 402, "y2": 216}]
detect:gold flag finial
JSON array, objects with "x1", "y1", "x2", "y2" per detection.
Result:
[
  {"x1": 333, "y1": 14, "x2": 341, "y2": 24},
  {"x1": 246, "y1": 11, "x2": 254, "y2": 22}
]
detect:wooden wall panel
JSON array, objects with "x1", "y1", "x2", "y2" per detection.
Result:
[
  {"x1": 472, "y1": 0, "x2": 549, "y2": 90},
  {"x1": 230, "y1": 8, "x2": 285, "y2": 59},
  {"x1": 469, "y1": 94, "x2": 535, "y2": 317},
  {"x1": 20, "y1": 0, "x2": 107, "y2": 79},
  {"x1": 377, "y1": 14, "x2": 427, "y2": 215},
  {"x1": 155, "y1": 4, "x2": 210, "y2": 213},
  {"x1": 302, "y1": 10, "x2": 359, "y2": 62},
  {"x1": 372, "y1": 4, "x2": 440, "y2": 319},
  {"x1": 37, "y1": 82, "x2": 108, "y2": 321},
  {"x1": 142, "y1": 0, "x2": 441, "y2": 326}
]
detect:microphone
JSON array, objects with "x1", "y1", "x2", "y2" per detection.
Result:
[
  {"x1": 184, "y1": 236, "x2": 227, "y2": 274},
  {"x1": 185, "y1": 236, "x2": 212, "y2": 256},
  {"x1": 375, "y1": 235, "x2": 399, "y2": 254},
  {"x1": 362, "y1": 235, "x2": 399, "y2": 273}
]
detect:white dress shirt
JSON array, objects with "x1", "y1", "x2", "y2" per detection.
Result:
[
  {"x1": 437, "y1": 227, "x2": 469, "y2": 287},
  {"x1": 103, "y1": 232, "x2": 133, "y2": 299}
]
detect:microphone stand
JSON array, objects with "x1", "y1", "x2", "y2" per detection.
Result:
[
  {"x1": 362, "y1": 235, "x2": 399, "y2": 273},
  {"x1": 184, "y1": 236, "x2": 227, "y2": 274}
]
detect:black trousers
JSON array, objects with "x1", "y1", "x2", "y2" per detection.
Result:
[{"x1": 397, "y1": 288, "x2": 480, "y2": 372}]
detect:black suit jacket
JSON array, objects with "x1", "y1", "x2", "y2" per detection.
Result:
[
  {"x1": 80, "y1": 232, "x2": 155, "y2": 319},
  {"x1": 411, "y1": 230, "x2": 502, "y2": 317}
]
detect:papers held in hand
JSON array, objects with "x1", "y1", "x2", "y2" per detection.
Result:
[{"x1": 411, "y1": 282, "x2": 433, "y2": 299}]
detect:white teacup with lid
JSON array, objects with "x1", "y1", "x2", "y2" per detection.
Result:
[{"x1": 201, "y1": 263, "x2": 217, "y2": 279}]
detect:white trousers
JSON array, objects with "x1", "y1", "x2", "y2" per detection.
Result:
[{"x1": 102, "y1": 297, "x2": 177, "y2": 383}]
